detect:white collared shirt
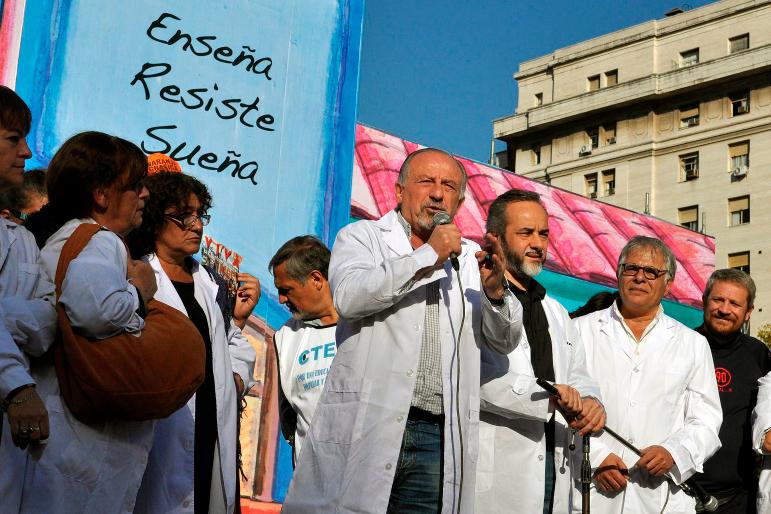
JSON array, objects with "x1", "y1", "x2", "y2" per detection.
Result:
[{"x1": 612, "y1": 302, "x2": 664, "y2": 354}]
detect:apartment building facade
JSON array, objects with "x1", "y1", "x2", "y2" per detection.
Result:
[{"x1": 493, "y1": 0, "x2": 771, "y2": 333}]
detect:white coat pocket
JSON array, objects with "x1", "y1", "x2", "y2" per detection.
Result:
[
  {"x1": 16, "y1": 261, "x2": 40, "y2": 298},
  {"x1": 311, "y1": 377, "x2": 369, "y2": 445}
]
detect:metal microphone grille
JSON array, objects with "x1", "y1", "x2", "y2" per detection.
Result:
[{"x1": 432, "y1": 211, "x2": 451, "y2": 226}]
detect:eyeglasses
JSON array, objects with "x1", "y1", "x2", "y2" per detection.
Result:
[
  {"x1": 164, "y1": 212, "x2": 211, "y2": 230},
  {"x1": 620, "y1": 263, "x2": 668, "y2": 280}
]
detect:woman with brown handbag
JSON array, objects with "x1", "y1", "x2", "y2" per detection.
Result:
[
  {"x1": 0, "y1": 131, "x2": 203, "y2": 514},
  {"x1": 128, "y1": 171, "x2": 256, "y2": 514}
]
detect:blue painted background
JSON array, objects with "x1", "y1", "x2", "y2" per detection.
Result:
[
  {"x1": 15, "y1": 0, "x2": 363, "y2": 332},
  {"x1": 13, "y1": 0, "x2": 363, "y2": 502}
]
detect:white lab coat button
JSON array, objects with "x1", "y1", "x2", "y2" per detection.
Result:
[
  {"x1": 538, "y1": 454, "x2": 544, "y2": 461},
  {"x1": 386, "y1": 463, "x2": 392, "y2": 470},
  {"x1": 629, "y1": 438, "x2": 634, "y2": 444},
  {"x1": 413, "y1": 324, "x2": 419, "y2": 331},
  {"x1": 407, "y1": 369, "x2": 414, "y2": 377},
  {"x1": 397, "y1": 415, "x2": 404, "y2": 422}
]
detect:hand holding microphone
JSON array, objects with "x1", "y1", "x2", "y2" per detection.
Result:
[{"x1": 430, "y1": 211, "x2": 461, "y2": 271}]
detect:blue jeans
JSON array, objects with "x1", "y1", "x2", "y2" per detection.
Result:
[{"x1": 387, "y1": 419, "x2": 443, "y2": 514}]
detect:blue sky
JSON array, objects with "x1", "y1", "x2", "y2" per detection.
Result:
[{"x1": 357, "y1": 0, "x2": 712, "y2": 163}]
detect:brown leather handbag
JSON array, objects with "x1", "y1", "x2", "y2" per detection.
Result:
[{"x1": 53, "y1": 223, "x2": 205, "y2": 423}]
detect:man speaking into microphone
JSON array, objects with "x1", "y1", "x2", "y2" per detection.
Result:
[{"x1": 283, "y1": 148, "x2": 523, "y2": 514}]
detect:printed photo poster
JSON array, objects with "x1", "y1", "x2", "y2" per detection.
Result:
[{"x1": 2, "y1": 0, "x2": 364, "y2": 505}]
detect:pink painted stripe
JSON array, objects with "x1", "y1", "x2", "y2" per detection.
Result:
[{"x1": 0, "y1": 0, "x2": 26, "y2": 87}]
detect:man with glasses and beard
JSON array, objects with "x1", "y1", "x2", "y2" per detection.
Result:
[
  {"x1": 573, "y1": 236, "x2": 722, "y2": 514},
  {"x1": 476, "y1": 189, "x2": 605, "y2": 514}
]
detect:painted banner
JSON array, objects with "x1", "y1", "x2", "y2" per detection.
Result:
[
  {"x1": 352, "y1": 124, "x2": 716, "y2": 311},
  {"x1": 2, "y1": 0, "x2": 363, "y2": 507}
]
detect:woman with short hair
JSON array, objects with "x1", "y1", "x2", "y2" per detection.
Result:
[{"x1": 129, "y1": 171, "x2": 256, "y2": 514}]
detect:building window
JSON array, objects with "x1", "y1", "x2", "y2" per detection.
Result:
[
  {"x1": 680, "y1": 48, "x2": 699, "y2": 67},
  {"x1": 680, "y1": 153, "x2": 699, "y2": 181},
  {"x1": 729, "y1": 34, "x2": 749, "y2": 54},
  {"x1": 678, "y1": 205, "x2": 699, "y2": 231},
  {"x1": 531, "y1": 145, "x2": 542, "y2": 165},
  {"x1": 588, "y1": 75, "x2": 600, "y2": 92},
  {"x1": 729, "y1": 196, "x2": 750, "y2": 226},
  {"x1": 585, "y1": 173, "x2": 598, "y2": 199},
  {"x1": 587, "y1": 127, "x2": 599, "y2": 149},
  {"x1": 605, "y1": 70, "x2": 618, "y2": 87},
  {"x1": 534, "y1": 93, "x2": 543, "y2": 107},
  {"x1": 728, "y1": 251, "x2": 750, "y2": 274},
  {"x1": 679, "y1": 104, "x2": 699, "y2": 128},
  {"x1": 730, "y1": 92, "x2": 750, "y2": 116},
  {"x1": 728, "y1": 141, "x2": 750, "y2": 175},
  {"x1": 603, "y1": 123, "x2": 616, "y2": 145},
  {"x1": 602, "y1": 169, "x2": 615, "y2": 196}
]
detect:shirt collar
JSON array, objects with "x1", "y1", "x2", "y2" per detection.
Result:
[
  {"x1": 395, "y1": 208, "x2": 411, "y2": 239},
  {"x1": 612, "y1": 300, "x2": 664, "y2": 343}
]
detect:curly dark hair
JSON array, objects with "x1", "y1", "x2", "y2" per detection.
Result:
[
  {"x1": 127, "y1": 171, "x2": 212, "y2": 258},
  {"x1": 25, "y1": 131, "x2": 147, "y2": 247}
]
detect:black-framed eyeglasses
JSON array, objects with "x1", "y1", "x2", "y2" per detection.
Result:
[
  {"x1": 164, "y1": 212, "x2": 211, "y2": 230},
  {"x1": 620, "y1": 263, "x2": 667, "y2": 280}
]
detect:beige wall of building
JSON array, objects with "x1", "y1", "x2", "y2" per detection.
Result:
[{"x1": 494, "y1": 0, "x2": 771, "y2": 334}]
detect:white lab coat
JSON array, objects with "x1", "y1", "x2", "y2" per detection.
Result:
[
  {"x1": 0, "y1": 218, "x2": 154, "y2": 514},
  {"x1": 283, "y1": 210, "x2": 523, "y2": 514},
  {"x1": 573, "y1": 306, "x2": 722, "y2": 514},
  {"x1": 274, "y1": 319, "x2": 337, "y2": 461},
  {"x1": 133, "y1": 254, "x2": 256, "y2": 514},
  {"x1": 0, "y1": 218, "x2": 56, "y2": 510},
  {"x1": 0, "y1": 218, "x2": 56, "y2": 398},
  {"x1": 476, "y1": 293, "x2": 600, "y2": 513},
  {"x1": 752, "y1": 371, "x2": 771, "y2": 514}
]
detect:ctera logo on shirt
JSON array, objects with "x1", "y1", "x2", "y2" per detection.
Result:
[
  {"x1": 715, "y1": 367, "x2": 733, "y2": 392},
  {"x1": 298, "y1": 342, "x2": 336, "y2": 365}
]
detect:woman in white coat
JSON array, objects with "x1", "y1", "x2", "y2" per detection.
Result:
[
  {"x1": 128, "y1": 171, "x2": 256, "y2": 514},
  {"x1": 1, "y1": 131, "x2": 158, "y2": 514}
]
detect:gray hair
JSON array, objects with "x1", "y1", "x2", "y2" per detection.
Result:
[
  {"x1": 617, "y1": 236, "x2": 677, "y2": 281},
  {"x1": 486, "y1": 189, "x2": 543, "y2": 236},
  {"x1": 396, "y1": 148, "x2": 467, "y2": 200},
  {"x1": 269, "y1": 235, "x2": 331, "y2": 284},
  {"x1": 703, "y1": 268, "x2": 756, "y2": 308}
]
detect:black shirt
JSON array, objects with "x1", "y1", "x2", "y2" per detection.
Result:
[
  {"x1": 694, "y1": 324, "x2": 771, "y2": 493},
  {"x1": 509, "y1": 278, "x2": 555, "y2": 382},
  {"x1": 171, "y1": 280, "x2": 218, "y2": 514}
]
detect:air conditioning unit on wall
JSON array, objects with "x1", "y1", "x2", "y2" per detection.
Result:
[
  {"x1": 579, "y1": 145, "x2": 592, "y2": 156},
  {"x1": 732, "y1": 166, "x2": 748, "y2": 177}
]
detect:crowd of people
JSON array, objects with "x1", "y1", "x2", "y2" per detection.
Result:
[{"x1": 1, "y1": 81, "x2": 770, "y2": 514}]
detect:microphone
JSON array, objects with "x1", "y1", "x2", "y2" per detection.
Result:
[{"x1": 432, "y1": 211, "x2": 459, "y2": 271}]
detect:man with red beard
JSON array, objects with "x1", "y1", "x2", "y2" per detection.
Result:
[
  {"x1": 692, "y1": 269, "x2": 771, "y2": 513},
  {"x1": 476, "y1": 188, "x2": 605, "y2": 514}
]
